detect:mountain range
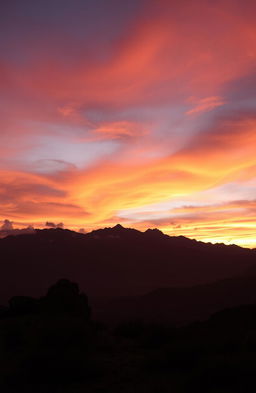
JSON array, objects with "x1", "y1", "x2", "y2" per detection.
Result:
[{"x1": 1, "y1": 225, "x2": 256, "y2": 322}]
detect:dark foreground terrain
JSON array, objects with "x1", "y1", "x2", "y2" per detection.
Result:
[{"x1": 1, "y1": 279, "x2": 256, "y2": 393}]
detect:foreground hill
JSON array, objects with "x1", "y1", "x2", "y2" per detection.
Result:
[{"x1": 0, "y1": 225, "x2": 255, "y2": 303}]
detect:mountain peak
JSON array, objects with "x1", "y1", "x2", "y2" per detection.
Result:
[
  {"x1": 113, "y1": 224, "x2": 125, "y2": 230},
  {"x1": 145, "y1": 228, "x2": 165, "y2": 237}
]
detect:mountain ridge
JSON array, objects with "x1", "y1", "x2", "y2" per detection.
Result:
[
  {"x1": 1, "y1": 224, "x2": 250, "y2": 251},
  {"x1": 1, "y1": 223, "x2": 254, "y2": 250},
  {"x1": 0, "y1": 225, "x2": 255, "y2": 305}
]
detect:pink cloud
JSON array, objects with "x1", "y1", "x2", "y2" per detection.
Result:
[{"x1": 186, "y1": 96, "x2": 225, "y2": 115}]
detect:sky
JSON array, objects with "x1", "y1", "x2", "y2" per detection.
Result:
[{"x1": 1, "y1": 0, "x2": 256, "y2": 247}]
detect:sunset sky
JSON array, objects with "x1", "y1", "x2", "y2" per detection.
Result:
[{"x1": 1, "y1": 0, "x2": 256, "y2": 247}]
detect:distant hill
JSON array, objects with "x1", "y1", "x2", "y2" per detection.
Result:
[
  {"x1": 0, "y1": 225, "x2": 255, "y2": 304},
  {"x1": 93, "y1": 276, "x2": 256, "y2": 326}
]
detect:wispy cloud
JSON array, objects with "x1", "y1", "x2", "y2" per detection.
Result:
[{"x1": 186, "y1": 96, "x2": 225, "y2": 115}]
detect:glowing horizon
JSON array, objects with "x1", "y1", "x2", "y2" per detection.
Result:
[{"x1": 1, "y1": 0, "x2": 256, "y2": 248}]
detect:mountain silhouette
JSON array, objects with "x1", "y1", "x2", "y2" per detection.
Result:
[{"x1": 0, "y1": 226, "x2": 255, "y2": 304}]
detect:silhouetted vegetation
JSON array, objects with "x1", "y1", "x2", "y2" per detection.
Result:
[{"x1": 0, "y1": 280, "x2": 95, "y2": 392}]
